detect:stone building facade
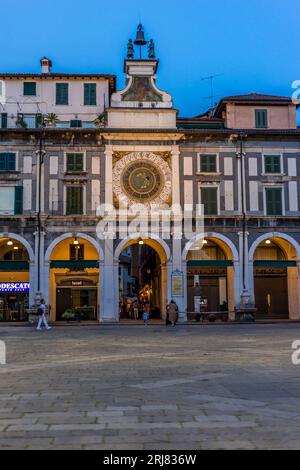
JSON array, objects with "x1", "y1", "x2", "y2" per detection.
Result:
[{"x1": 0, "y1": 41, "x2": 299, "y2": 323}]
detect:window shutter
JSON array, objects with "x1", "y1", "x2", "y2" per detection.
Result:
[
  {"x1": 201, "y1": 187, "x2": 218, "y2": 215},
  {"x1": 84, "y1": 84, "x2": 96, "y2": 105},
  {"x1": 255, "y1": 110, "x2": 268, "y2": 128},
  {"x1": 266, "y1": 188, "x2": 282, "y2": 215},
  {"x1": 67, "y1": 187, "x2": 83, "y2": 215},
  {"x1": 24, "y1": 82, "x2": 36, "y2": 96},
  {"x1": 56, "y1": 83, "x2": 69, "y2": 105},
  {"x1": 1, "y1": 113, "x2": 7, "y2": 128},
  {"x1": 0, "y1": 153, "x2": 16, "y2": 171},
  {"x1": 70, "y1": 120, "x2": 82, "y2": 128},
  {"x1": 14, "y1": 186, "x2": 23, "y2": 215}
]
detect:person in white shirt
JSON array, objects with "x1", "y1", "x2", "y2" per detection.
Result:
[{"x1": 36, "y1": 299, "x2": 52, "y2": 331}]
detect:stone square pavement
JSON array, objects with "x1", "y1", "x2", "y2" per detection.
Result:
[{"x1": 0, "y1": 322, "x2": 300, "y2": 450}]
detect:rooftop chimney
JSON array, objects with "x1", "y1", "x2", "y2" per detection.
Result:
[{"x1": 40, "y1": 57, "x2": 52, "y2": 74}]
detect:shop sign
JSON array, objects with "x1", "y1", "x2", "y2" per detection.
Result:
[
  {"x1": 0, "y1": 282, "x2": 30, "y2": 292},
  {"x1": 171, "y1": 270, "x2": 184, "y2": 297}
]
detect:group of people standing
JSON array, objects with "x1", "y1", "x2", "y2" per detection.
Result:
[{"x1": 119, "y1": 297, "x2": 179, "y2": 326}]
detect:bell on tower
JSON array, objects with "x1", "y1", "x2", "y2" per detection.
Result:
[{"x1": 134, "y1": 23, "x2": 147, "y2": 59}]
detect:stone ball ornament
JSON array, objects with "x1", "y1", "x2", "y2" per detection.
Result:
[{"x1": 113, "y1": 152, "x2": 172, "y2": 207}]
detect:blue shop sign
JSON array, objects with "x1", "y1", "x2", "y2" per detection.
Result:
[{"x1": 0, "y1": 283, "x2": 30, "y2": 292}]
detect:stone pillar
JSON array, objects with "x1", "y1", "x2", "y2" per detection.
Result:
[
  {"x1": 104, "y1": 144, "x2": 113, "y2": 206},
  {"x1": 29, "y1": 261, "x2": 36, "y2": 307},
  {"x1": 171, "y1": 145, "x2": 180, "y2": 206},
  {"x1": 33, "y1": 231, "x2": 46, "y2": 300},
  {"x1": 101, "y1": 239, "x2": 119, "y2": 322},
  {"x1": 288, "y1": 264, "x2": 300, "y2": 320},
  {"x1": 236, "y1": 231, "x2": 256, "y2": 321},
  {"x1": 171, "y1": 237, "x2": 186, "y2": 321}
]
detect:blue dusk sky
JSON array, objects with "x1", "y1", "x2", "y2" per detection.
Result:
[{"x1": 1, "y1": 0, "x2": 299, "y2": 120}]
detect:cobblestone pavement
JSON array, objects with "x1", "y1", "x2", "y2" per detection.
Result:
[{"x1": 0, "y1": 323, "x2": 300, "y2": 450}]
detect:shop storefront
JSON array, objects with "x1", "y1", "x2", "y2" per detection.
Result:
[
  {"x1": 56, "y1": 278, "x2": 98, "y2": 321},
  {"x1": 0, "y1": 282, "x2": 29, "y2": 321}
]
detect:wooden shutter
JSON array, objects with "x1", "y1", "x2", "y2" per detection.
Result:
[
  {"x1": 266, "y1": 188, "x2": 282, "y2": 215},
  {"x1": 201, "y1": 187, "x2": 218, "y2": 215},
  {"x1": 56, "y1": 83, "x2": 69, "y2": 105},
  {"x1": 67, "y1": 187, "x2": 83, "y2": 215},
  {"x1": 255, "y1": 109, "x2": 268, "y2": 128},
  {"x1": 84, "y1": 84, "x2": 96, "y2": 105},
  {"x1": 1, "y1": 113, "x2": 7, "y2": 128},
  {"x1": 14, "y1": 186, "x2": 23, "y2": 215},
  {"x1": 24, "y1": 82, "x2": 36, "y2": 96},
  {"x1": 0, "y1": 153, "x2": 16, "y2": 171}
]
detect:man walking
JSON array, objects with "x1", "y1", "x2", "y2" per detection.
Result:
[
  {"x1": 36, "y1": 299, "x2": 52, "y2": 331},
  {"x1": 166, "y1": 300, "x2": 179, "y2": 327}
]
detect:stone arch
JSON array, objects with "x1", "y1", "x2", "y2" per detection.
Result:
[
  {"x1": 182, "y1": 232, "x2": 239, "y2": 262},
  {"x1": 45, "y1": 232, "x2": 104, "y2": 262},
  {"x1": 249, "y1": 232, "x2": 300, "y2": 320},
  {"x1": 114, "y1": 235, "x2": 171, "y2": 263},
  {"x1": 0, "y1": 233, "x2": 34, "y2": 261},
  {"x1": 249, "y1": 232, "x2": 300, "y2": 262}
]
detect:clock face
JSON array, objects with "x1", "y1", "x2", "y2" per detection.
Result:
[
  {"x1": 113, "y1": 152, "x2": 172, "y2": 207},
  {"x1": 122, "y1": 161, "x2": 163, "y2": 201}
]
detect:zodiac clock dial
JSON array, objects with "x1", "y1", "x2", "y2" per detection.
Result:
[{"x1": 113, "y1": 152, "x2": 172, "y2": 207}]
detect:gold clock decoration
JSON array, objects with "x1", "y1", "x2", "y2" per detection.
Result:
[{"x1": 113, "y1": 152, "x2": 172, "y2": 207}]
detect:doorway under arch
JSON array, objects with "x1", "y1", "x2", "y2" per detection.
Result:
[
  {"x1": 48, "y1": 236, "x2": 100, "y2": 321},
  {"x1": 252, "y1": 235, "x2": 300, "y2": 319},
  {"x1": 116, "y1": 238, "x2": 169, "y2": 321},
  {"x1": 185, "y1": 235, "x2": 236, "y2": 319},
  {"x1": 0, "y1": 236, "x2": 31, "y2": 322}
]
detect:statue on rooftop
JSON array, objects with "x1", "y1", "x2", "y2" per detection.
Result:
[
  {"x1": 127, "y1": 39, "x2": 134, "y2": 59},
  {"x1": 148, "y1": 39, "x2": 156, "y2": 59}
]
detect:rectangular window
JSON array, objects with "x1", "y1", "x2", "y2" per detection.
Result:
[
  {"x1": 84, "y1": 83, "x2": 96, "y2": 105},
  {"x1": 266, "y1": 188, "x2": 283, "y2": 215},
  {"x1": 56, "y1": 83, "x2": 69, "y2": 105},
  {"x1": 23, "y1": 114, "x2": 37, "y2": 128},
  {"x1": 201, "y1": 187, "x2": 218, "y2": 215},
  {"x1": 199, "y1": 154, "x2": 217, "y2": 173},
  {"x1": 66, "y1": 186, "x2": 83, "y2": 215},
  {"x1": 0, "y1": 153, "x2": 16, "y2": 171},
  {"x1": 264, "y1": 155, "x2": 281, "y2": 174},
  {"x1": 70, "y1": 120, "x2": 82, "y2": 128},
  {"x1": 255, "y1": 109, "x2": 268, "y2": 128},
  {"x1": 0, "y1": 187, "x2": 20, "y2": 215},
  {"x1": 70, "y1": 244, "x2": 84, "y2": 260},
  {"x1": 1, "y1": 113, "x2": 7, "y2": 128},
  {"x1": 66, "y1": 153, "x2": 84, "y2": 172},
  {"x1": 23, "y1": 82, "x2": 36, "y2": 96}
]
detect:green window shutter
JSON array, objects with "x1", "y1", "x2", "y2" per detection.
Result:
[
  {"x1": 266, "y1": 188, "x2": 282, "y2": 215},
  {"x1": 70, "y1": 120, "x2": 82, "y2": 128},
  {"x1": 201, "y1": 187, "x2": 218, "y2": 215},
  {"x1": 24, "y1": 82, "x2": 36, "y2": 96},
  {"x1": 66, "y1": 186, "x2": 83, "y2": 215},
  {"x1": 56, "y1": 83, "x2": 69, "y2": 105},
  {"x1": 1, "y1": 113, "x2": 7, "y2": 128},
  {"x1": 14, "y1": 186, "x2": 23, "y2": 215},
  {"x1": 84, "y1": 84, "x2": 96, "y2": 105},
  {"x1": 264, "y1": 155, "x2": 281, "y2": 174},
  {"x1": 0, "y1": 153, "x2": 16, "y2": 171},
  {"x1": 255, "y1": 109, "x2": 268, "y2": 128},
  {"x1": 200, "y1": 154, "x2": 217, "y2": 172},
  {"x1": 66, "y1": 153, "x2": 83, "y2": 172}
]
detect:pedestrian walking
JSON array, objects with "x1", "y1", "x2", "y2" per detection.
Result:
[
  {"x1": 142, "y1": 309, "x2": 149, "y2": 326},
  {"x1": 133, "y1": 301, "x2": 139, "y2": 320},
  {"x1": 36, "y1": 299, "x2": 52, "y2": 331},
  {"x1": 166, "y1": 300, "x2": 178, "y2": 327}
]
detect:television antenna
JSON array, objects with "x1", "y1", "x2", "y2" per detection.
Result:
[{"x1": 201, "y1": 73, "x2": 224, "y2": 108}]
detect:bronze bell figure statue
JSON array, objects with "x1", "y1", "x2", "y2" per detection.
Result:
[{"x1": 134, "y1": 24, "x2": 147, "y2": 46}]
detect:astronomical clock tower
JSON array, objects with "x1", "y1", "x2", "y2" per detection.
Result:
[{"x1": 100, "y1": 25, "x2": 185, "y2": 322}]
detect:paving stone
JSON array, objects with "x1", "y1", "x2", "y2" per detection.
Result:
[{"x1": 1, "y1": 323, "x2": 300, "y2": 449}]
